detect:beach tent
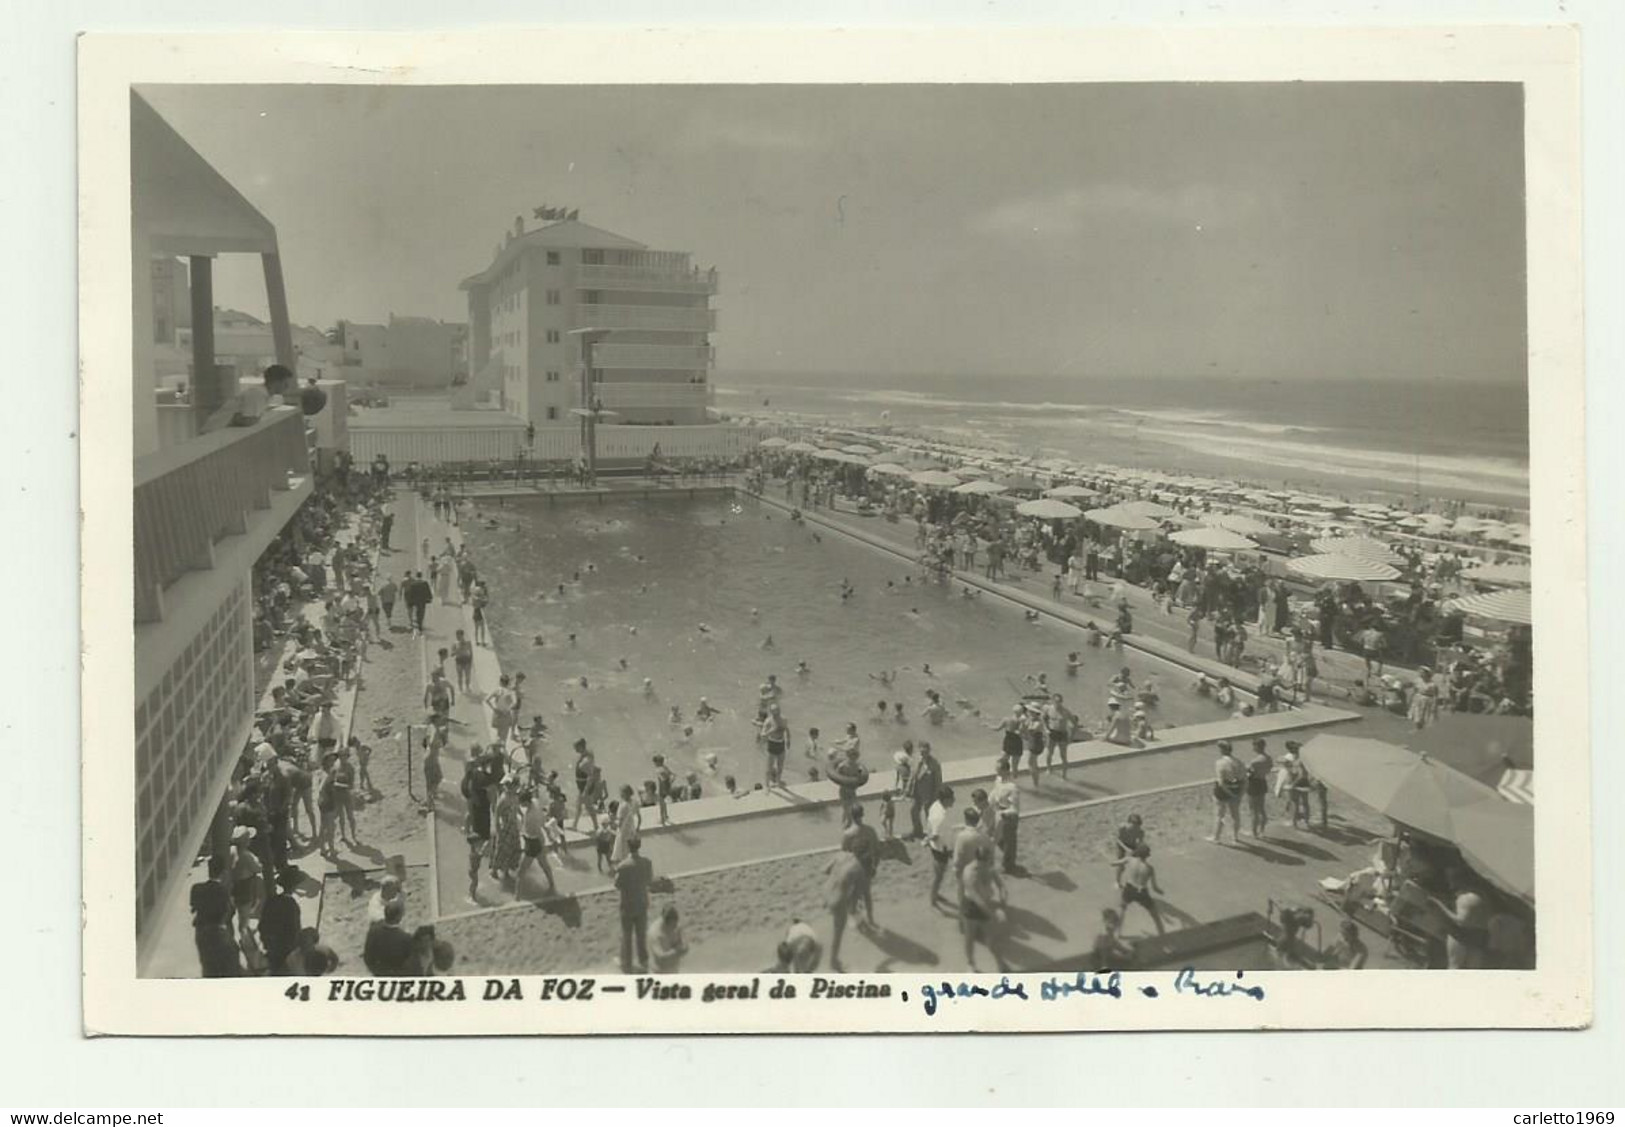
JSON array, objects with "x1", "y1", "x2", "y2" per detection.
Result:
[
  {"x1": 1044, "y1": 484, "x2": 1101, "y2": 500},
  {"x1": 998, "y1": 474, "x2": 1046, "y2": 494},
  {"x1": 1016, "y1": 498, "x2": 1083, "y2": 519},
  {"x1": 783, "y1": 441, "x2": 819, "y2": 454},
  {"x1": 1286, "y1": 553, "x2": 1401, "y2": 582},
  {"x1": 1461, "y1": 561, "x2": 1533, "y2": 588},
  {"x1": 1299, "y1": 735, "x2": 1532, "y2": 901},
  {"x1": 1084, "y1": 507, "x2": 1160, "y2": 531},
  {"x1": 910, "y1": 470, "x2": 962, "y2": 488},
  {"x1": 1207, "y1": 513, "x2": 1274, "y2": 537},
  {"x1": 1120, "y1": 499, "x2": 1179, "y2": 519},
  {"x1": 759, "y1": 436, "x2": 789, "y2": 448},
  {"x1": 1309, "y1": 536, "x2": 1402, "y2": 564},
  {"x1": 1170, "y1": 527, "x2": 1257, "y2": 551},
  {"x1": 865, "y1": 462, "x2": 912, "y2": 478},
  {"x1": 952, "y1": 479, "x2": 1008, "y2": 496},
  {"x1": 1448, "y1": 589, "x2": 1532, "y2": 625}
]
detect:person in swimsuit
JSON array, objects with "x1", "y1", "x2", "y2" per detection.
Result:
[
  {"x1": 759, "y1": 704, "x2": 790, "y2": 789},
  {"x1": 452, "y1": 629, "x2": 474, "y2": 693},
  {"x1": 1210, "y1": 741, "x2": 1244, "y2": 844},
  {"x1": 1113, "y1": 844, "x2": 1167, "y2": 936},
  {"x1": 1042, "y1": 693, "x2": 1079, "y2": 779}
]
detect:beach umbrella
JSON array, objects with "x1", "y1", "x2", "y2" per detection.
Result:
[
  {"x1": 1405, "y1": 714, "x2": 1533, "y2": 799},
  {"x1": 1015, "y1": 498, "x2": 1083, "y2": 520},
  {"x1": 865, "y1": 462, "x2": 912, "y2": 478},
  {"x1": 1170, "y1": 527, "x2": 1257, "y2": 551},
  {"x1": 783, "y1": 441, "x2": 819, "y2": 454},
  {"x1": 952, "y1": 479, "x2": 1008, "y2": 496},
  {"x1": 1297, "y1": 736, "x2": 1498, "y2": 836},
  {"x1": 1285, "y1": 553, "x2": 1401, "y2": 582},
  {"x1": 759, "y1": 436, "x2": 788, "y2": 448},
  {"x1": 1083, "y1": 507, "x2": 1160, "y2": 531},
  {"x1": 998, "y1": 474, "x2": 1046, "y2": 494},
  {"x1": 1461, "y1": 561, "x2": 1534, "y2": 588},
  {"x1": 1451, "y1": 797, "x2": 1534, "y2": 901},
  {"x1": 1044, "y1": 484, "x2": 1101, "y2": 500},
  {"x1": 1120, "y1": 499, "x2": 1179, "y2": 519},
  {"x1": 1208, "y1": 513, "x2": 1274, "y2": 537},
  {"x1": 1309, "y1": 536, "x2": 1402, "y2": 564},
  {"x1": 910, "y1": 470, "x2": 962, "y2": 488},
  {"x1": 841, "y1": 443, "x2": 879, "y2": 456},
  {"x1": 1448, "y1": 589, "x2": 1532, "y2": 625}
]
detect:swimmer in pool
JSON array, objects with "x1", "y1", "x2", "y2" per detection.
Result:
[
  {"x1": 875, "y1": 700, "x2": 889, "y2": 722},
  {"x1": 697, "y1": 623, "x2": 711, "y2": 634},
  {"x1": 642, "y1": 677, "x2": 655, "y2": 699},
  {"x1": 557, "y1": 584, "x2": 567, "y2": 596},
  {"x1": 578, "y1": 675, "x2": 590, "y2": 689},
  {"x1": 668, "y1": 705, "x2": 683, "y2": 725},
  {"x1": 628, "y1": 625, "x2": 638, "y2": 635},
  {"x1": 563, "y1": 698, "x2": 576, "y2": 713},
  {"x1": 534, "y1": 635, "x2": 546, "y2": 647},
  {"x1": 696, "y1": 697, "x2": 719, "y2": 721},
  {"x1": 568, "y1": 633, "x2": 577, "y2": 646},
  {"x1": 750, "y1": 608, "x2": 760, "y2": 620},
  {"x1": 869, "y1": 669, "x2": 896, "y2": 687},
  {"x1": 923, "y1": 691, "x2": 948, "y2": 725},
  {"x1": 761, "y1": 635, "x2": 775, "y2": 650},
  {"x1": 893, "y1": 701, "x2": 907, "y2": 724},
  {"x1": 795, "y1": 660, "x2": 811, "y2": 677},
  {"x1": 1066, "y1": 652, "x2": 1081, "y2": 676},
  {"x1": 1024, "y1": 610, "x2": 1041, "y2": 622},
  {"x1": 618, "y1": 657, "x2": 629, "y2": 670},
  {"x1": 921, "y1": 663, "x2": 934, "y2": 678}
]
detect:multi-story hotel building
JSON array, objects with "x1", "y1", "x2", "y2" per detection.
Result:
[
  {"x1": 459, "y1": 217, "x2": 719, "y2": 428},
  {"x1": 130, "y1": 92, "x2": 315, "y2": 956}
]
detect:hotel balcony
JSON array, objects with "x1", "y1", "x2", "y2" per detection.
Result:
[
  {"x1": 134, "y1": 406, "x2": 312, "y2": 626},
  {"x1": 592, "y1": 342, "x2": 716, "y2": 370},
  {"x1": 576, "y1": 263, "x2": 720, "y2": 294},
  {"x1": 592, "y1": 381, "x2": 715, "y2": 410},
  {"x1": 571, "y1": 304, "x2": 718, "y2": 332}
]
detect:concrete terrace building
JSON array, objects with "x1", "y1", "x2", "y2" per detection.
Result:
[
  {"x1": 459, "y1": 216, "x2": 718, "y2": 427},
  {"x1": 339, "y1": 315, "x2": 468, "y2": 388},
  {"x1": 130, "y1": 92, "x2": 315, "y2": 955}
]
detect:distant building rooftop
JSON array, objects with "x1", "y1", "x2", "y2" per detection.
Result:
[{"x1": 459, "y1": 219, "x2": 652, "y2": 290}]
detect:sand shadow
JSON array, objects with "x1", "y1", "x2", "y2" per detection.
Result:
[
  {"x1": 1312, "y1": 820, "x2": 1381, "y2": 847},
  {"x1": 877, "y1": 838, "x2": 914, "y2": 866},
  {"x1": 1025, "y1": 869, "x2": 1077, "y2": 893},
  {"x1": 1260, "y1": 836, "x2": 1338, "y2": 862},
  {"x1": 1231, "y1": 840, "x2": 1307, "y2": 866},
  {"x1": 864, "y1": 925, "x2": 941, "y2": 971},
  {"x1": 1003, "y1": 904, "x2": 1067, "y2": 942}
]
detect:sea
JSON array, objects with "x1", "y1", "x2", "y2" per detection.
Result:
[{"x1": 712, "y1": 371, "x2": 1530, "y2": 511}]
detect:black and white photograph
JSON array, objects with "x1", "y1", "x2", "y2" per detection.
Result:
[{"x1": 77, "y1": 26, "x2": 1590, "y2": 1037}]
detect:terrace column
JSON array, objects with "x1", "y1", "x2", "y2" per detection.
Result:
[
  {"x1": 188, "y1": 255, "x2": 219, "y2": 424},
  {"x1": 261, "y1": 251, "x2": 296, "y2": 371}
]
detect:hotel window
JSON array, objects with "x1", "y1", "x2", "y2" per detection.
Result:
[
  {"x1": 546, "y1": 330, "x2": 560, "y2": 344},
  {"x1": 546, "y1": 289, "x2": 561, "y2": 305},
  {"x1": 546, "y1": 406, "x2": 558, "y2": 420},
  {"x1": 546, "y1": 370, "x2": 560, "y2": 382},
  {"x1": 546, "y1": 251, "x2": 560, "y2": 265},
  {"x1": 582, "y1": 249, "x2": 604, "y2": 265}
]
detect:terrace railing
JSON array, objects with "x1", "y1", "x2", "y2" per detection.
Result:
[{"x1": 133, "y1": 406, "x2": 309, "y2": 624}]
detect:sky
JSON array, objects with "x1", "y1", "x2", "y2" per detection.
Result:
[{"x1": 139, "y1": 82, "x2": 1527, "y2": 383}]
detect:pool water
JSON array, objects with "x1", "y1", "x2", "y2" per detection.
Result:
[{"x1": 460, "y1": 494, "x2": 1228, "y2": 791}]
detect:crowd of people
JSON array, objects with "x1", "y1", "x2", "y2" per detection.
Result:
[{"x1": 194, "y1": 469, "x2": 422, "y2": 977}]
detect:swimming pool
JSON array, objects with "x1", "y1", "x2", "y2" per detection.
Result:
[{"x1": 460, "y1": 493, "x2": 1231, "y2": 789}]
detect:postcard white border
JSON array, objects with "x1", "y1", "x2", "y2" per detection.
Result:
[{"x1": 79, "y1": 24, "x2": 1588, "y2": 1036}]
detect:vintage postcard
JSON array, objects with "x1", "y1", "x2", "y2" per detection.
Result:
[{"x1": 80, "y1": 26, "x2": 1588, "y2": 1035}]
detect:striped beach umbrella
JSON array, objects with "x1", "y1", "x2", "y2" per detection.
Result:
[
  {"x1": 1461, "y1": 561, "x2": 1533, "y2": 588},
  {"x1": 1448, "y1": 589, "x2": 1532, "y2": 625},
  {"x1": 1286, "y1": 553, "x2": 1401, "y2": 582},
  {"x1": 1309, "y1": 536, "x2": 1402, "y2": 564}
]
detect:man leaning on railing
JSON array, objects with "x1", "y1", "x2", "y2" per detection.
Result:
[{"x1": 200, "y1": 363, "x2": 298, "y2": 433}]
